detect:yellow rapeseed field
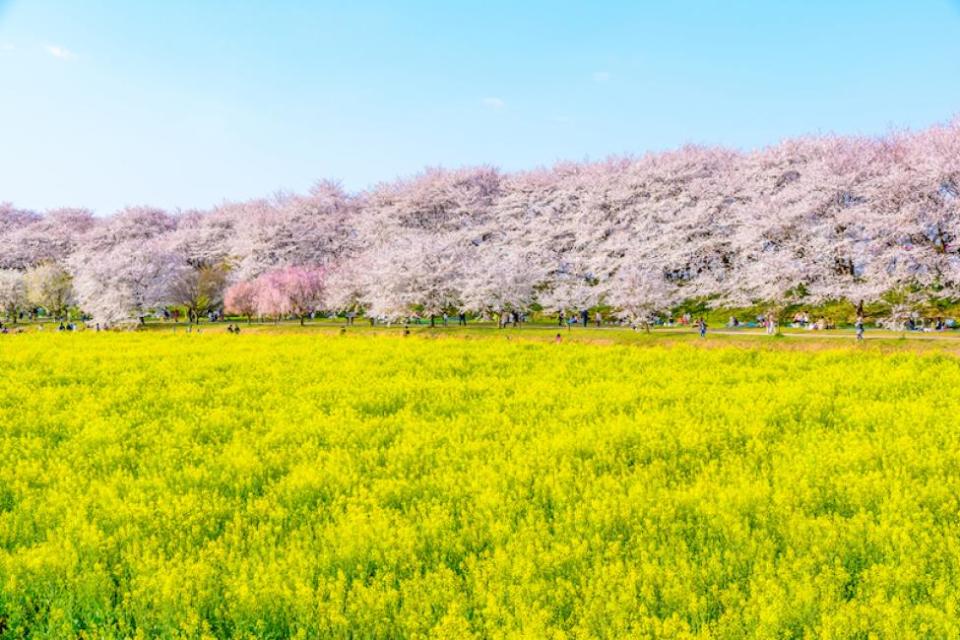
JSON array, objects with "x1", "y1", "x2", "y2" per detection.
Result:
[{"x1": 2, "y1": 332, "x2": 960, "y2": 638}]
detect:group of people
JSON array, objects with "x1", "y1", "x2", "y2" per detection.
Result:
[
  {"x1": 722, "y1": 312, "x2": 870, "y2": 340},
  {"x1": 722, "y1": 313, "x2": 842, "y2": 332},
  {"x1": 0, "y1": 321, "x2": 23, "y2": 334},
  {"x1": 36, "y1": 321, "x2": 81, "y2": 331},
  {"x1": 10, "y1": 306, "x2": 960, "y2": 342},
  {"x1": 788, "y1": 312, "x2": 833, "y2": 331},
  {"x1": 501, "y1": 311, "x2": 525, "y2": 328},
  {"x1": 0, "y1": 320, "x2": 113, "y2": 334},
  {"x1": 901, "y1": 316, "x2": 956, "y2": 332},
  {"x1": 401, "y1": 313, "x2": 469, "y2": 327},
  {"x1": 556, "y1": 310, "x2": 604, "y2": 328}
]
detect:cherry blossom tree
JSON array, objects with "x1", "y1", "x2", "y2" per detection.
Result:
[
  {"x1": 605, "y1": 263, "x2": 677, "y2": 330},
  {"x1": 0, "y1": 269, "x2": 27, "y2": 323},
  {"x1": 357, "y1": 234, "x2": 465, "y2": 324},
  {"x1": 242, "y1": 266, "x2": 326, "y2": 324},
  {"x1": 252, "y1": 272, "x2": 291, "y2": 322},
  {"x1": 460, "y1": 248, "x2": 546, "y2": 319},
  {"x1": 0, "y1": 208, "x2": 95, "y2": 270},
  {"x1": 24, "y1": 263, "x2": 75, "y2": 321},
  {"x1": 224, "y1": 280, "x2": 259, "y2": 323},
  {"x1": 324, "y1": 260, "x2": 367, "y2": 316},
  {"x1": 0, "y1": 203, "x2": 41, "y2": 232},
  {"x1": 66, "y1": 207, "x2": 181, "y2": 325},
  {"x1": 69, "y1": 240, "x2": 180, "y2": 326},
  {"x1": 229, "y1": 182, "x2": 360, "y2": 280},
  {"x1": 274, "y1": 265, "x2": 327, "y2": 325},
  {"x1": 5, "y1": 117, "x2": 960, "y2": 326}
]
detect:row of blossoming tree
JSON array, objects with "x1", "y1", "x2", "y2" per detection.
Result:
[{"x1": 1, "y1": 119, "x2": 959, "y2": 326}]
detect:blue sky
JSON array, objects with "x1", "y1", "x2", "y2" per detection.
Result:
[{"x1": 1, "y1": 1, "x2": 959, "y2": 214}]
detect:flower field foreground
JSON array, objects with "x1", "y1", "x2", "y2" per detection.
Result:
[{"x1": 2, "y1": 333, "x2": 960, "y2": 638}]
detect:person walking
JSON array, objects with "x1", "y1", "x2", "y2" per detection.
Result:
[
  {"x1": 697, "y1": 316, "x2": 707, "y2": 338},
  {"x1": 855, "y1": 315, "x2": 865, "y2": 341},
  {"x1": 558, "y1": 311, "x2": 565, "y2": 327},
  {"x1": 581, "y1": 309, "x2": 589, "y2": 327},
  {"x1": 458, "y1": 312, "x2": 467, "y2": 326},
  {"x1": 594, "y1": 311, "x2": 602, "y2": 327}
]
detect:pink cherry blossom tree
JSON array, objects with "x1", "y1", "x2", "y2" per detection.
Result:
[
  {"x1": 275, "y1": 265, "x2": 327, "y2": 325},
  {"x1": 243, "y1": 266, "x2": 326, "y2": 324},
  {"x1": 224, "y1": 280, "x2": 259, "y2": 323}
]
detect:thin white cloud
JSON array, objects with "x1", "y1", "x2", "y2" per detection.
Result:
[
  {"x1": 0, "y1": 43, "x2": 14, "y2": 52},
  {"x1": 45, "y1": 45, "x2": 76, "y2": 60},
  {"x1": 592, "y1": 71, "x2": 612, "y2": 83},
  {"x1": 482, "y1": 97, "x2": 505, "y2": 110}
]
